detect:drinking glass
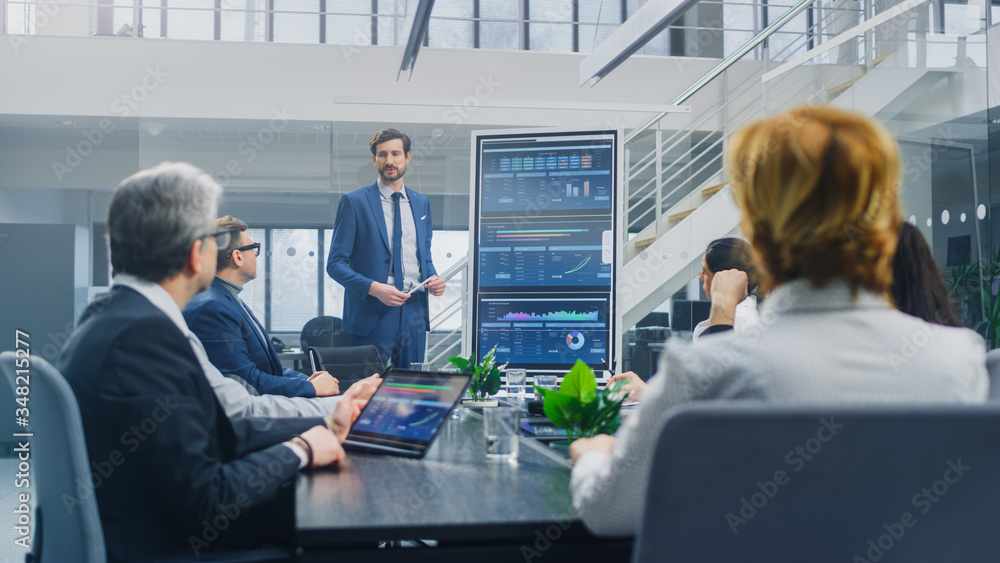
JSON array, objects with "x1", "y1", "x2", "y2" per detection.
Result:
[
  {"x1": 484, "y1": 406, "x2": 520, "y2": 463},
  {"x1": 534, "y1": 375, "x2": 558, "y2": 399},
  {"x1": 505, "y1": 368, "x2": 527, "y2": 399}
]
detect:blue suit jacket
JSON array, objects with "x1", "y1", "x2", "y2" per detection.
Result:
[
  {"x1": 326, "y1": 182, "x2": 437, "y2": 337},
  {"x1": 183, "y1": 277, "x2": 315, "y2": 398}
]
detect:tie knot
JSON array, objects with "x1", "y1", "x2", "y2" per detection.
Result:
[{"x1": 391, "y1": 192, "x2": 402, "y2": 200}]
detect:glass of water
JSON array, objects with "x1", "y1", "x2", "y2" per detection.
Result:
[
  {"x1": 505, "y1": 368, "x2": 527, "y2": 399},
  {"x1": 484, "y1": 406, "x2": 520, "y2": 463},
  {"x1": 534, "y1": 375, "x2": 558, "y2": 399}
]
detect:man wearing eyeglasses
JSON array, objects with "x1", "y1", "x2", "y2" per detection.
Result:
[
  {"x1": 184, "y1": 216, "x2": 342, "y2": 398},
  {"x1": 57, "y1": 164, "x2": 364, "y2": 561}
]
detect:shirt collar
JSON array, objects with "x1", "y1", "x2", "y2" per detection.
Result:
[
  {"x1": 216, "y1": 275, "x2": 242, "y2": 296},
  {"x1": 113, "y1": 274, "x2": 192, "y2": 335},
  {"x1": 760, "y1": 278, "x2": 891, "y2": 318},
  {"x1": 377, "y1": 178, "x2": 407, "y2": 200}
]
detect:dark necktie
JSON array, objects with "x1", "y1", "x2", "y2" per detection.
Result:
[{"x1": 392, "y1": 192, "x2": 404, "y2": 290}]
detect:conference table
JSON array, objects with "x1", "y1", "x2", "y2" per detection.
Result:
[{"x1": 294, "y1": 405, "x2": 633, "y2": 561}]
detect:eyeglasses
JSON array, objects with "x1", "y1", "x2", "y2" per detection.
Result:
[
  {"x1": 233, "y1": 242, "x2": 261, "y2": 257},
  {"x1": 202, "y1": 230, "x2": 233, "y2": 249}
]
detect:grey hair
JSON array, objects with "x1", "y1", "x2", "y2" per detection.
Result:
[{"x1": 108, "y1": 162, "x2": 222, "y2": 283}]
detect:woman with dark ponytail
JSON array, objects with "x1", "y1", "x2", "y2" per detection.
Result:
[{"x1": 693, "y1": 237, "x2": 762, "y2": 341}]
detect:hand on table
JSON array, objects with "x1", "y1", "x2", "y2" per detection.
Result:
[
  {"x1": 369, "y1": 281, "x2": 410, "y2": 307},
  {"x1": 424, "y1": 275, "x2": 446, "y2": 296},
  {"x1": 299, "y1": 425, "x2": 346, "y2": 467},
  {"x1": 326, "y1": 374, "x2": 383, "y2": 441},
  {"x1": 309, "y1": 371, "x2": 340, "y2": 396},
  {"x1": 570, "y1": 434, "x2": 616, "y2": 465},
  {"x1": 607, "y1": 371, "x2": 647, "y2": 402}
]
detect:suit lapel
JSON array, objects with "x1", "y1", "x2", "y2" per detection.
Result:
[
  {"x1": 364, "y1": 183, "x2": 391, "y2": 252},
  {"x1": 219, "y1": 281, "x2": 280, "y2": 373}
]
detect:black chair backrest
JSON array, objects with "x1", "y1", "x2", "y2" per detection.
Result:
[
  {"x1": 299, "y1": 316, "x2": 351, "y2": 350},
  {"x1": 308, "y1": 345, "x2": 384, "y2": 386},
  {"x1": 0, "y1": 352, "x2": 106, "y2": 563},
  {"x1": 635, "y1": 402, "x2": 1000, "y2": 563}
]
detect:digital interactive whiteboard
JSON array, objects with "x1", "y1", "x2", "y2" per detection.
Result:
[{"x1": 467, "y1": 129, "x2": 622, "y2": 375}]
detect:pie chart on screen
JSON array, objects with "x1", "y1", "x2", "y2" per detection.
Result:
[{"x1": 566, "y1": 331, "x2": 585, "y2": 350}]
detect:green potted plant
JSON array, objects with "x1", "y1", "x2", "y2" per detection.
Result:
[
  {"x1": 534, "y1": 360, "x2": 628, "y2": 449},
  {"x1": 948, "y1": 247, "x2": 1000, "y2": 349},
  {"x1": 448, "y1": 344, "x2": 507, "y2": 407}
]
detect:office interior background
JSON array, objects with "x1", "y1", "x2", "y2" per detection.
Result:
[{"x1": 1, "y1": 0, "x2": 999, "y2": 375}]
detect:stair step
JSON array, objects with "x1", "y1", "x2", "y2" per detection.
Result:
[
  {"x1": 701, "y1": 182, "x2": 727, "y2": 197},
  {"x1": 827, "y1": 75, "x2": 862, "y2": 98},
  {"x1": 634, "y1": 237, "x2": 656, "y2": 250},
  {"x1": 860, "y1": 50, "x2": 895, "y2": 72},
  {"x1": 668, "y1": 208, "x2": 696, "y2": 222}
]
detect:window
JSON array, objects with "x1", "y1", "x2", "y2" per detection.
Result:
[
  {"x1": 270, "y1": 228, "x2": 320, "y2": 331},
  {"x1": 428, "y1": 0, "x2": 475, "y2": 48},
  {"x1": 242, "y1": 225, "x2": 468, "y2": 334}
]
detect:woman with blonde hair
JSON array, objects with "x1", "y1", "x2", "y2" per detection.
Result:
[{"x1": 569, "y1": 106, "x2": 988, "y2": 537}]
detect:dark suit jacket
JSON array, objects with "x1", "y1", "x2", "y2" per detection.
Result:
[
  {"x1": 326, "y1": 182, "x2": 437, "y2": 337},
  {"x1": 57, "y1": 286, "x2": 323, "y2": 562},
  {"x1": 184, "y1": 277, "x2": 314, "y2": 397}
]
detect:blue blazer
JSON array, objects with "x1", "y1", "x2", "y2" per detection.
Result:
[
  {"x1": 326, "y1": 182, "x2": 437, "y2": 337},
  {"x1": 183, "y1": 277, "x2": 315, "y2": 398}
]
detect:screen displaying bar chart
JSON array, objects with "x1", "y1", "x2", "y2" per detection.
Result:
[
  {"x1": 479, "y1": 140, "x2": 614, "y2": 215},
  {"x1": 478, "y1": 298, "x2": 609, "y2": 366}
]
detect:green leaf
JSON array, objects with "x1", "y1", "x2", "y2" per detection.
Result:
[
  {"x1": 448, "y1": 356, "x2": 471, "y2": 372},
  {"x1": 537, "y1": 387, "x2": 581, "y2": 428},
  {"x1": 483, "y1": 365, "x2": 502, "y2": 395},
  {"x1": 560, "y1": 359, "x2": 597, "y2": 404}
]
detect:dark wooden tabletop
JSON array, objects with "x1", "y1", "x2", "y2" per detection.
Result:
[{"x1": 295, "y1": 407, "x2": 586, "y2": 547}]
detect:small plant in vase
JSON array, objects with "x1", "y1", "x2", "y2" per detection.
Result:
[
  {"x1": 448, "y1": 344, "x2": 508, "y2": 407},
  {"x1": 534, "y1": 360, "x2": 628, "y2": 447}
]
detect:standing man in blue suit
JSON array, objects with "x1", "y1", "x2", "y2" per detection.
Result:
[
  {"x1": 327, "y1": 129, "x2": 446, "y2": 369},
  {"x1": 185, "y1": 216, "x2": 341, "y2": 398}
]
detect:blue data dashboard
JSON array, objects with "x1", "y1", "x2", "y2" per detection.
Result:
[{"x1": 472, "y1": 131, "x2": 619, "y2": 371}]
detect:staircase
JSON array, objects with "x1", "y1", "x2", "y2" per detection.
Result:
[{"x1": 618, "y1": 0, "x2": 951, "y2": 329}]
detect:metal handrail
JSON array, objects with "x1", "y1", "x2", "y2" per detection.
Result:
[
  {"x1": 625, "y1": 3, "x2": 862, "y2": 233},
  {"x1": 624, "y1": 0, "x2": 819, "y2": 144}
]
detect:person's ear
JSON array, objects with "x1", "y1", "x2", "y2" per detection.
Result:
[
  {"x1": 188, "y1": 238, "x2": 205, "y2": 275},
  {"x1": 230, "y1": 248, "x2": 242, "y2": 268},
  {"x1": 404, "y1": 151, "x2": 411, "y2": 165}
]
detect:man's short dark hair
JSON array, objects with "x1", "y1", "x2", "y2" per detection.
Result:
[
  {"x1": 108, "y1": 162, "x2": 221, "y2": 283},
  {"x1": 369, "y1": 128, "x2": 411, "y2": 156},
  {"x1": 216, "y1": 215, "x2": 248, "y2": 271}
]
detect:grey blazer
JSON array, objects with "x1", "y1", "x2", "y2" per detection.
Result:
[{"x1": 572, "y1": 279, "x2": 988, "y2": 538}]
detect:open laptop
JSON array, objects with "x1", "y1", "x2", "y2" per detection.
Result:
[{"x1": 342, "y1": 369, "x2": 472, "y2": 458}]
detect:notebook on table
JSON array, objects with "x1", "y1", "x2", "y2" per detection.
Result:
[{"x1": 342, "y1": 369, "x2": 472, "y2": 458}]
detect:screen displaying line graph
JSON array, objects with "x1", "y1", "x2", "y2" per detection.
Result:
[{"x1": 479, "y1": 219, "x2": 612, "y2": 289}]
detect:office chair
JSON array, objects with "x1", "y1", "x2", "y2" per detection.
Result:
[
  {"x1": 299, "y1": 316, "x2": 352, "y2": 350},
  {"x1": 0, "y1": 352, "x2": 106, "y2": 563},
  {"x1": 985, "y1": 349, "x2": 1000, "y2": 400},
  {"x1": 308, "y1": 345, "x2": 384, "y2": 387},
  {"x1": 634, "y1": 402, "x2": 1000, "y2": 562}
]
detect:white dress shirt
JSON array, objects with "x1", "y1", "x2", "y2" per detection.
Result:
[
  {"x1": 692, "y1": 295, "x2": 760, "y2": 342},
  {"x1": 377, "y1": 178, "x2": 423, "y2": 292},
  {"x1": 571, "y1": 279, "x2": 988, "y2": 538}
]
